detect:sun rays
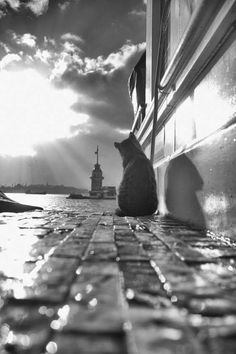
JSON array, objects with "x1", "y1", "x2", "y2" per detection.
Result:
[{"x1": 0, "y1": 68, "x2": 89, "y2": 157}]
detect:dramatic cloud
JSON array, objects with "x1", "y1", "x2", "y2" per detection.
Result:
[
  {"x1": 26, "y1": 0, "x2": 49, "y2": 16},
  {"x1": 0, "y1": 0, "x2": 49, "y2": 17},
  {"x1": 14, "y1": 33, "x2": 37, "y2": 47},
  {"x1": 61, "y1": 33, "x2": 84, "y2": 43},
  {"x1": 58, "y1": 1, "x2": 70, "y2": 12},
  {"x1": 0, "y1": 0, "x2": 20, "y2": 13},
  {"x1": 0, "y1": 52, "x2": 21, "y2": 69},
  {"x1": 51, "y1": 41, "x2": 145, "y2": 128},
  {"x1": 0, "y1": 0, "x2": 146, "y2": 187},
  {"x1": 0, "y1": 40, "x2": 10, "y2": 53},
  {"x1": 35, "y1": 48, "x2": 51, "y2": 64},
  {"x1": 50, "y1": 41, "x2": 145, "y2": 80}
]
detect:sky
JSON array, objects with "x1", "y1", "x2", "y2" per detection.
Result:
[{"x1": 0, "y1": 0, "x2": 146, "y2": 189}]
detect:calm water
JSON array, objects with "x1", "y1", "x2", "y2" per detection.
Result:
[{"x1": 6, "y1": 193, "x2": 117, "y2": 214}]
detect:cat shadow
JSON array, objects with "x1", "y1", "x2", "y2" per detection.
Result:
[{"x1": 165, "y1": 154, "x2": 206, "y2": 229}]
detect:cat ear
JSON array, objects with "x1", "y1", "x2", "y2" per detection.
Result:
[
  {"x1": 114, "y1": 142, "x2": 119, "y2": 149},
  {"x1": 129, "y1": 132, "x2": 135, "y2": 139}
]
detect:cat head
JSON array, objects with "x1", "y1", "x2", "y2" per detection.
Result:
[{"x1": 114, "y1": 132, "x2": 144, "y2": 165}]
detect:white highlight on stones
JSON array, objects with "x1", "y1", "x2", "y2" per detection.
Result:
[{"x1": 46, "y1": 341, "x2": 58, "y2": 354}]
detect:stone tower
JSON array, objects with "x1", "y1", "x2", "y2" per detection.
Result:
[{"x1": 90, "y1": 146, "x2": 104, "y2": 197}]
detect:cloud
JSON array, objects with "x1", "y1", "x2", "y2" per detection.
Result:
[
  {"x1": 61, "y1": 33, "x2": 84, "y2": 43},
  {"x1": 0, "y1": 0, "x2": 20, "y2": 10},
  {"x1": 103, "y1": 42, "x2": 145, "y2": 71},
  {"x1": 14, "y1": 33, "x2": 37, "y2": 48},
  {"x1": 0, "y1": 0, "x2": 20, "y2": 17},
  {"x1": 0, "y1": 53, "x2": 21, "y2": 69},
  {"x1": 52, "y1": 41, "x2": 146, "y2": 129},
  {"x1": 0, "y1": 9, "x2": 5, "y2": 18},
  {"x1": 0, "y1": 41, "x2": 10, "y2": 53},
  {"x1": 58, "y1": 1, "x2": 70, "y2": 12},
  {"x1": 50, "y1": 41, "x2": 145, "y2": 80},
  {"x1": 26, "y1": 0, "x2": 49, "y2": 16},
  {"x1": 0, "y1": 0, "x2": 49, "y2": 16},
  {"x1": 62, "y1": 41, "x2": 82, "y2": 55},
  {"x1": 35, "y1": 48, "x2": 51, "y2": 64}
]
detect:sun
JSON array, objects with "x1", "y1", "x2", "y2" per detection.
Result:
[{"x1": 0, "y1": 68, "x2": 89, "y2": 157}]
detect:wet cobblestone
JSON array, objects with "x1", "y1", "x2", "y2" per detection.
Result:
[{"x1": 1, "y1": 211, "x2": 236, "y2": 353}]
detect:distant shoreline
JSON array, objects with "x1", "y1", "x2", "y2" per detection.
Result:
[{"x1": 1, "y1": 184, "x2": 88, "y2": 195}]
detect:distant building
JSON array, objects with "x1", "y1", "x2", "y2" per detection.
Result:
[{"x1": 89, "y1": 146, "x2": 116, "y2": 199}]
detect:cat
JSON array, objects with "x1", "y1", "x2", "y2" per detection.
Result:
[{"x1": 114, "y1": 132, "x2": 158, "y2": 216}]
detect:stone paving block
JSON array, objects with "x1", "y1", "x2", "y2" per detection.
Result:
[
  {"x1": 119, "y1": 260, "x2": 165, "y2": 297},
  {"x1": 84, "y1": 242, "x2": 117, "y2": 261},
  {"x1": 134, "y1": 231, "x2": 160, "y2": 244},
  {"x1": 205, "y1": 337, "x2": 236, "y2": 354},
  {"x1": 195, "y1": 262, "x2": 236, "y2": 287},
  {"x1": 36, "y1": 257, "x2": 79, "y2": 287},
  {"x1": 188, "y1": 298, "x2": 236, "y2": 316},
  {"x1": 0, "y1": 304, "x2": 52, "y2": 354},
  {"x1": 174, "y1": 247, "x2": 217, "y2": 264},
  {"x1": 69, "y1": 272, "x2": 123, "y2": 307},
  {"x1": 0, "y1": 276, "x2": 69, "y2": 304},
  {"x1": 69, "y1": 216, "x2": 101, "y2": 239},
  {"x1": 115, "y1": 231, "x2": 137, "y2": 243},
  {"x1": 29, "y1": 240, "x2": 63, "y2": 260},
  {"x1": 91, "y1": 223, "x2": 115, "y2": 243},
  {"x1": 150, "y1": 232, "x2": 213, "y2": 263},
  {"x1": 149, "y1": 248, "x2": 188, "y2": 268},
  {"x1": 52, "y1": 301, "x2": 125, "y2": 333},
  {"x1": 51, "y1": 269, "x2": 125, "y2": 333},
  {"x1": 3, "y1": 210, "x2": 236, "y2": 354},
  {"x1": 193, "y1": 246, "x2": 236, "y2": 259},
  {"x1": 47, "y1": 333, "x2": 128, "y2": 354},
  {"x1": 116, "y1": 242, "x2": 148, "y2": 261},
  {"x1": 129, "y1": 306, "x2": 203, "y2": 354},
  {"x1": 1, "y1": 257, "x2": 79, "y2": 303},
  {"x1": 141, "y1": 240, "x2": 170, "y2": 259},
  {"x1": 79, "y1": 261, "x2": 119, "y2": 275},
  {"x1": 98, "y1": 215, "x2": 114, "y2": 227},
  {"x1": 52, "y1": 241, "x2": 88, "y2": 259},
  {"x1": 171, "y1": 230, "x2": 206, "y2": 240},
  {"x1": 188, "y1": 240, "x2": 230, "y2": 248}
]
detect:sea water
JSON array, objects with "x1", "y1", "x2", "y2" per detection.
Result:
[{"x1": 5, "y1": 193, "x2": 117, "y2": 213}]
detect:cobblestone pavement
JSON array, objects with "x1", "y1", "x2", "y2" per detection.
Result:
[{"x1": 1, "y1": 209, "x2": 236, "y2": 354}]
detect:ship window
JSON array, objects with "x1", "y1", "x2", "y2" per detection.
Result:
[
  {"x1": 169, "y1": 0, "x2": 198, "y2": 59},
  {"x1": 159, "y1": 0, "x2": 199, "y2": 77}
]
